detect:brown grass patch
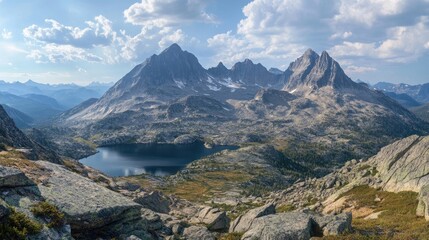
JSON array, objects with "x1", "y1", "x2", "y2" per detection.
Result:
[{"x1": 324, "y1": 185, "x2": 429, "y2": 239}]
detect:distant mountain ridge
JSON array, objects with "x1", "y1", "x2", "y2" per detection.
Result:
[
  {"x1": 0, "y1": 92, "x2": 64, "y2": 124},
  {"x1": 2, "y1": 105, "x2": 34, "y2": 128},
  {"x1": 372, "y1": 82, "x2": 429, "y2": 105},
  {"x1": 0, "y1": 105, "x2": 59, "y2": 162},
  {"x1": 0, "y1": 80, "x2": 113, "y2": 127},
  {"x1": 0, "y1": 80, "x2": 113, "y2": 108}
]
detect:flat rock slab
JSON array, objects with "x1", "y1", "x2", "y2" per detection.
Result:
[
  {"x1": 183, "y1": 226, "x2": 216, "y2": 240},
  {"x1": 241, "y1": 211, "x2": 352, "y2": 240},
  {"x1": 242, "y1": 212, "x2": 313, "y2": 240},
  {"x1": 36, "y1": 161, "x2": 143, "y2": 231},
  {"x1": 0, "y1": 166, "x2": 35, "y2": 187}
]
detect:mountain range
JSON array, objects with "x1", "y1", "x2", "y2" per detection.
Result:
[
  {"x1": 0, "y1": 105, "x2": 58, "y2": 161},
  {"x1": 372, "y1": 82, "x2": 429, "y2": 105},
  {"x1": 0, "y1": 80, "x2": 113, "y2": 126},
  {"x1": 53, "y1": 43, "x2": 428, "y2": 173}
]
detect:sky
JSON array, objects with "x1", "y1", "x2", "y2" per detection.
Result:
[{"x1": 0, "y1": 0, "x2": 429, "y2": 85}]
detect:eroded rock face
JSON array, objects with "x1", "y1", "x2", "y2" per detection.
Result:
[
  {"x1": 0, "y1": 166, "x2": 35, "y2": 187},
  {"x1": 134, "y1": 191, "x2": 171, "y2": 214},
  {"x1": 35, "y1": 161, "x2": 147, "y2": 237},
  {"x1": 190, "y1": 207, "x2": 230, "y2": 231},
  {"x1": 368, "y1": 135, "x2": 429, "y2": 192},
  {"x1": 229, "y1": 203, "x2": 275, "y2": 233}
]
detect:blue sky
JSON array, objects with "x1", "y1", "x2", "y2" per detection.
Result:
[{"x1": 0, "y1": 0, "x2": 428, "y2": 85}]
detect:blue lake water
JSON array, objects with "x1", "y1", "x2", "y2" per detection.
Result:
[{"x1": 79, "y1": 143, "x2": 238, "y2": 177}]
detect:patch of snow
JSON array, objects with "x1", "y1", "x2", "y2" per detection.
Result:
[
  {"x1": 223, "y1": 107, "x2": 231, "y2": 111},
  {"x1": 207, "y1": 84, "x2": 221, "y2": 91},
  {"x1": 220, "y1": 77, "x2": 242, "y2": 89},
  {"x1": 132, "y1": 64, "x2": 145, "y2": 78},
  {"x1": 231, "y1": 89, "x2": 236, "y2": 93},
  {"x1": 207, "y1": 76, "x2": 214, "y2": 84},
  {"x1": 290, "y1": 88, "x2": 297, "y2": 93},
  {"x1": 174, "y1": 79, "x2": 185, "y2": 89}
]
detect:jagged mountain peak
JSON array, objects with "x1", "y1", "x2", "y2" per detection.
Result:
[
  {"x1": 208, "y1": 62, "x2": 230, "y2": 78},
  {"x1": 232, "y1": 59, "x2": 267, "y2": 72},
  {"x1": 217, "y1": 61, "x2": 226, "y2": 68},
  {"x1": 284, "y1": 49, "x2": 361, "y2": 93},
  {"x1": 318, "y1": 51, "x2": 333, "y2": 66},
  {"x1": 269, "y1": 68, "x2": 283, "y2": 75},
  {"x1": 25, "y1": 79, "x2": 38, "y2": 84},
  {"x1": 106, "y1": 43, "x2": 207, "y2": 97},
  {"x1": 151, "y1": 43, "x2": 197, "y2": 63},
  {"x1": 243, "y1": 58, "x2": 253, "y2": 64},
  {"x1": 303, "y1": 48, "x2": 319, "y2": 58},
  {"x1": 161, "y1": 43, "x2": 183, "y2": 54}
]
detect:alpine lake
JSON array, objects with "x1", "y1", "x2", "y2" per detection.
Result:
[{"x1": 79, "y1": 142, "x2": 238, "y2": 177}]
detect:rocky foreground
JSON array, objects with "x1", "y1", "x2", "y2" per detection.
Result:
[
  {"x1": 2, "y1": 134, "x2": 429, "y2": 239},
  {"x1": 0, "y1": 146, "x2": 353, "y2": 240}
]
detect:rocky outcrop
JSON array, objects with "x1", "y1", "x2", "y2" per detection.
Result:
[
  {"x1": 229, "y1": 203, "x2": 275, "y2": 233},
  {"x1": 314, "y1": 212, "x2": 352, "y2": 236},
  {"x1": 417, "y1": 185, "x2": 429, "y2": 220},
  {"x1": 241, "y1": 211, "x2": 352, "y2": 240},
  {"x1": 241, "y1": 212, "x2": 313, "y2": 240},
  {"x1": 254, "y1": 89, "x2": 296, "y2": 106},
  {"x1": 35, "y1": 161, "x2": 148, "y2": 238},
  {"x1": 367, "y1": 135, "x2": 429, "y2": 192},
  {"x1": 0, "y1": 166, "x2": 35, "y2": 187},
  {"x1": 134, "y1": 191, "x2": 171, "y2": 214},
  {"x1": 190, "y1": 207, "x2": 230, "y2": 231},
  {"x1": 141, "y1": 208, "x2": 165, "y2": 232},
  {"x1": 183, "y1": 226, "x2": 216, "y2": 240}
]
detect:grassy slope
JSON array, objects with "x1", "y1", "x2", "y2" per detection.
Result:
[{"x1": 324, "y1": 185, "x2": 429, "y2": 240}]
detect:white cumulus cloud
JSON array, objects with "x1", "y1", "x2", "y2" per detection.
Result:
[
  {"x1": 208, "y1": 0, "x2": 429, "y2": 69},
  {"x1": 334, "y1": 0, "x2": 406, "y2": 26},
  {"x1": 23, "y1": 15, "x2": 116, "y2": 49},
  {"x1": 27, "y1": 44, "x2": 103, "y2": 63},
  {"x1": 124, "y1": 0, "x2": 215, "y2": 27},
  {"x1": 330, "y1": 17, "x2": 429, "y2": 63}
]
